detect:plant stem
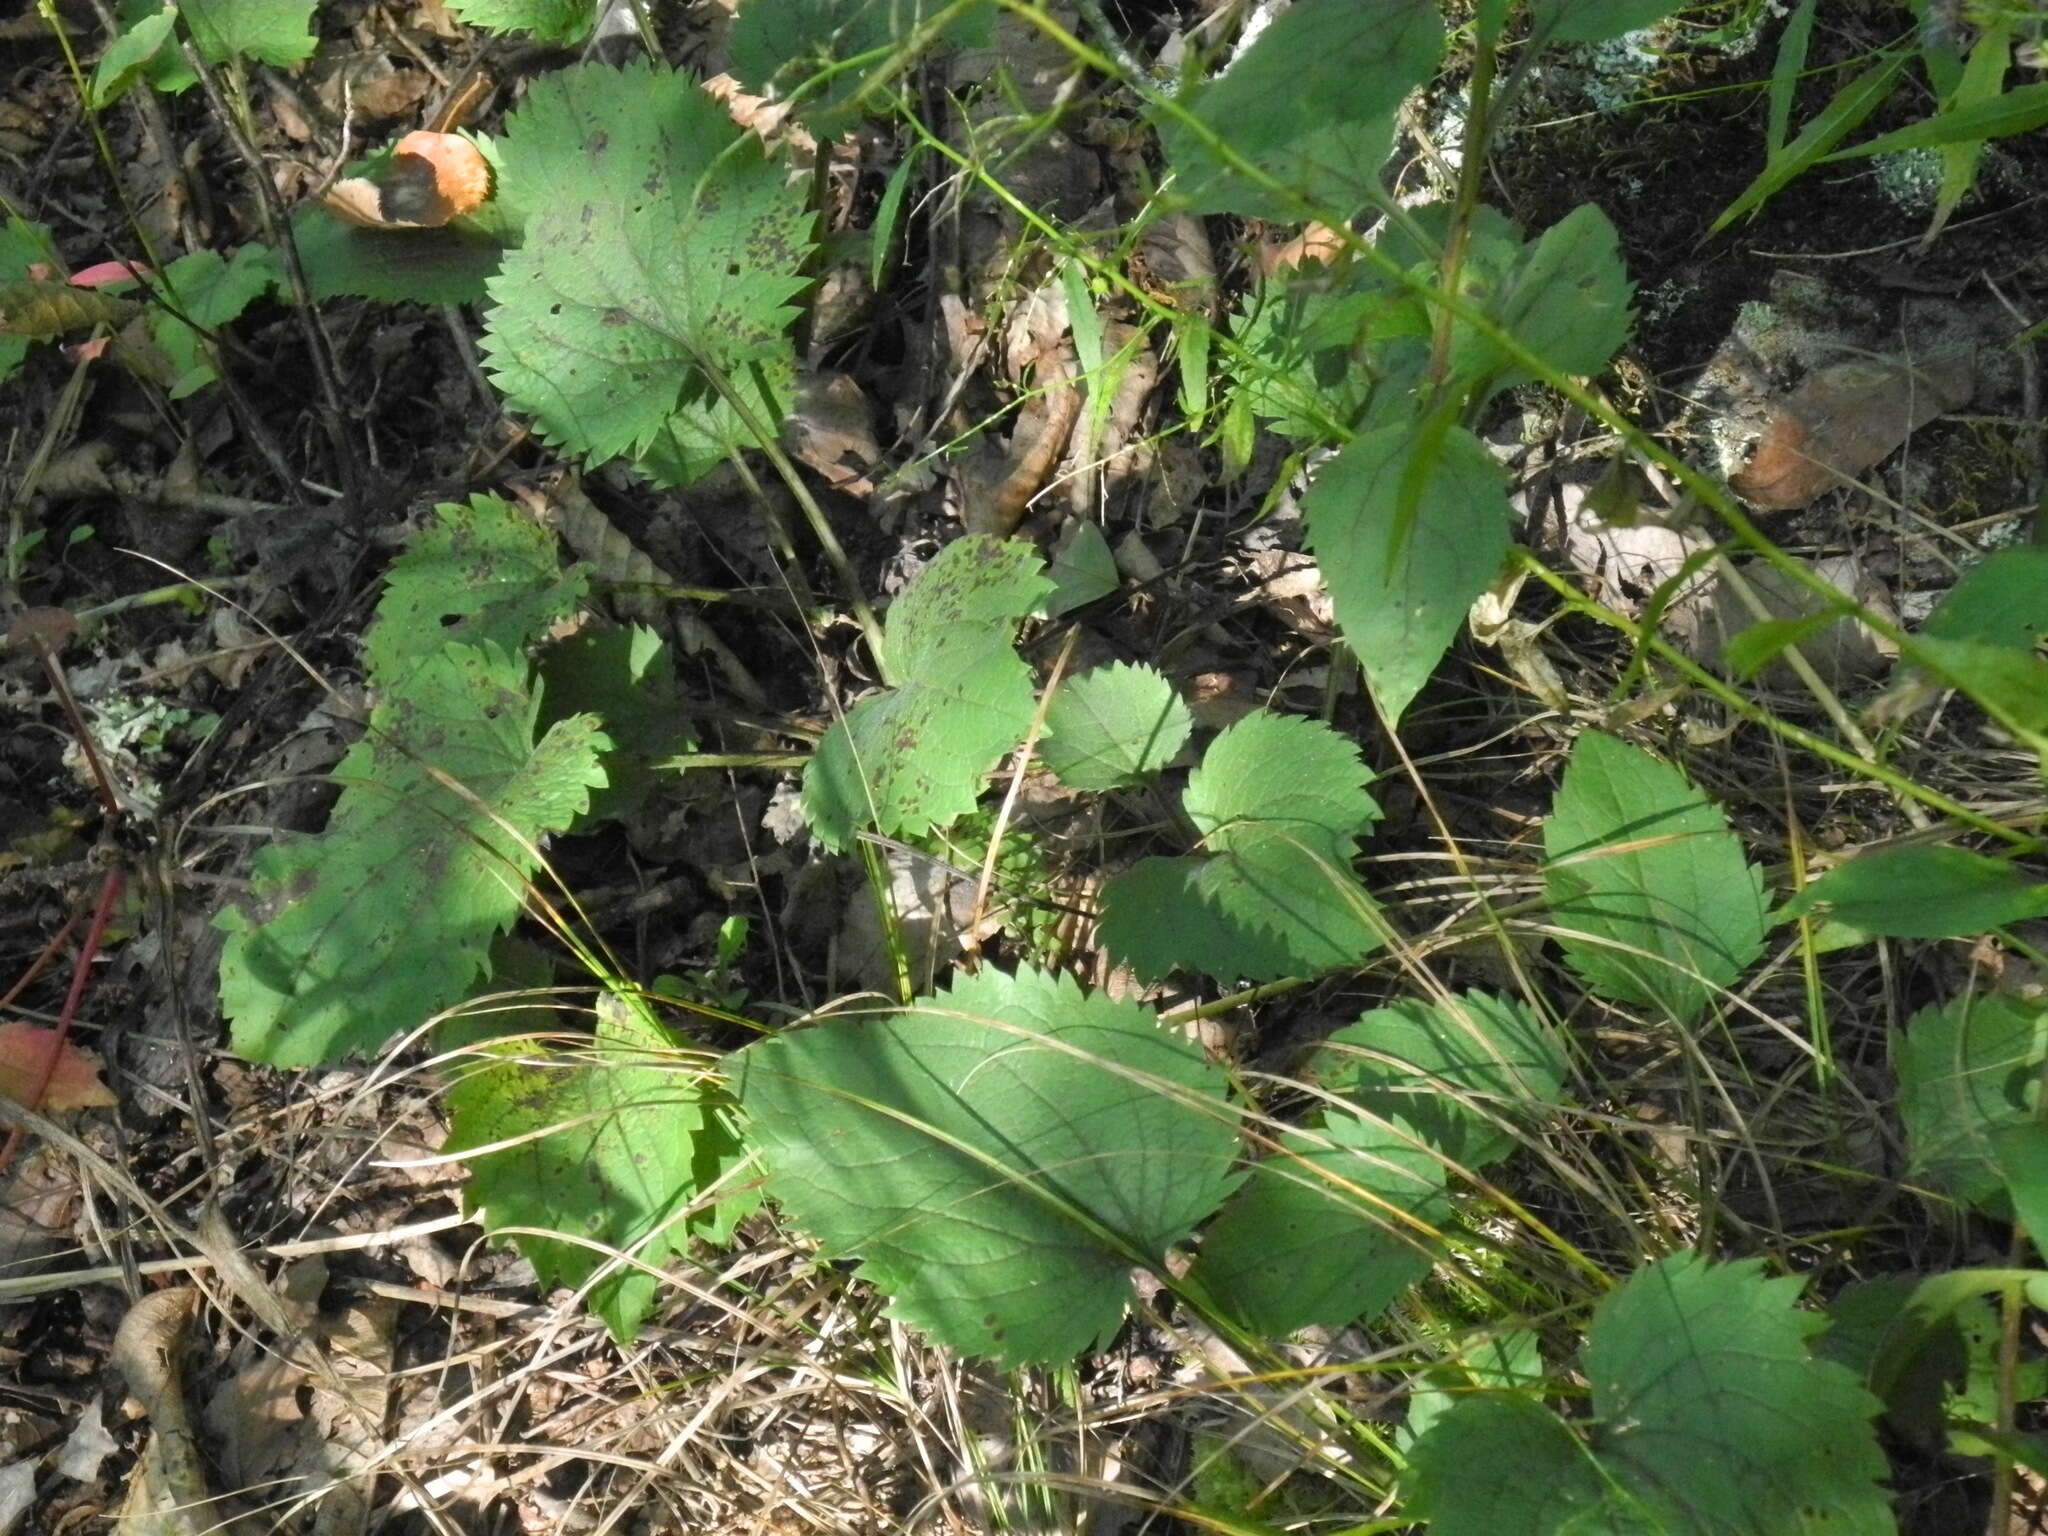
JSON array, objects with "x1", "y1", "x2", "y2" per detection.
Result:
[{"x1": 1426, "y1": 22, "x2": 1498, "y2": 407}]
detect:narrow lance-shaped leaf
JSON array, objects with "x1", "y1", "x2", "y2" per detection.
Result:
[{"x1": 1783, "y1": 845, "x2": 2048, "y2": 939}]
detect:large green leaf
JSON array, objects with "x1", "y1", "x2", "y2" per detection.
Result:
[
  {"x1": 1897, "y1": 990, "x2": 2048, "y2": 1213},
  {"x1": 219, "y1": 644, "x2": 608, "y2": 1066},
  {"x1": 1094, "y1": 855, "x2": 1300, "y2": 984},
  {"x1": 1040, "y1": 662, "x2": 1192, "y2": 790},
  {"x1": 1407, "y1": 1393, "x2": 1639, "y2": 1535},
  {"x1": 1313, "y1": 990, "x2": 1571, "y2": 1170},
  {"x1": 1302, "y1": 419, "x2": 1513, "y2": 724},
  {"x1": 1783, "y1": 844, "x2": 2048, "y2": 938},
  {"x1": 481, "y1": 61, "x2": 813, "y2": 487},
  {"x1": 443, "y1": 993, "x2": 708, "y2": 1340},
  {"x1": 736, "y1": 966, "x2": 1240, "y2": 1364},
  {"x1": 1190, "y1": 1109, "x2": 1450, "y2": 1335},
  {"x1": 803, "y1": 536, "x2": 1050, "y2": 851},
  {"x1": 1099, "y1": 712, "x2": 1384, "y2": 983},
  {"x1": 1159, "y1": 0, "x2": 1440, "y2": 219},
  {"x1": 1585, "y1": 1255, "x2": 1892, "y2": 1535},
  {"x1": 1543, "y1": 731, "x2": 1767, "y2": 1024}
]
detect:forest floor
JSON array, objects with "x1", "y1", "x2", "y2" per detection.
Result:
[{"x1": 1, "y1": 1, "x2": 2046, "y2": 1533}]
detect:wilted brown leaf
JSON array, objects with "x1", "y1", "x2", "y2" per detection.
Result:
[{"x1": 0, "y1": 1023, "x2": 114, "y2": 1111}]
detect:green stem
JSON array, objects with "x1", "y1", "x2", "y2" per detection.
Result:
[
  {"x1": 1426, "y1": 23, "x2": 1497, "y2": 407},
  {"x1": 1519, "y1": 552, "x2": 2038, "y2": 849}
]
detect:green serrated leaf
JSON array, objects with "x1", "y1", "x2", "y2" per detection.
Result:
[
  {"x1": 446, "y1": 0, "x2": 597, "y2": 43},
  {"x1": 730, "y1": 0, "x2": 993, "y2": 132},
  {"x1": 1585, "y1": 1254, "x2": 1892, "y2": 1535},
  {"x1": 364, "y1": 495, "x2": 586, "y2": 683},
  {"x1": 1783, "y1": 844, "x2": 2048, "y2": 938},
  {"x1": 1097, "y1": 856, "x2": 1301, "y2": 984},
  {"x1": 1527, "y1": 0, "x2": 1680, "y2": 45},
  {"x1": 146, "y1": 243, "x2": 278, "y2": 398},
  {"x1": 443, "y1": 992, "x2": 706, "y2": 1339},
  {"x1": 481, "y1": 60, "x2": 814, "y2": 486},
  {"x1": 1191, "y1": 1109, "x2": 1450, "y2": 1335},
  {"x1": 537, "y1": 624, "x2": 689, "y2": 821},
  {"x1": 91, "y1": 7, "x2": 179, "y2": 109},
  {"x1": 1544, "y1": 731, "x2": 1766, "y2": 1024},
  {"x1": 1314, "y1": 991, "x2": 1570, "y2": 1171},
  {"x1": 0, "y1": 218, "x2": 57, "y2": 383},
  {"x1": 1159, "y1": 0, "x2": 1439, "y2": 219},
  {"x1": 1303, "y1": 419, "x2": 1512, "y2": 724},
  {"x1": 736, "y1": 965, "x2": 1240, "y2": 1364},
  {"x1": 1040, "y1": 664, "x2": 1192, "y2": 790},
  {"x1": 1898, "y1": 990, "x2": 2048, "y2": 1213},
  {"x1": 803, "y1": 536, "x2": 1050, "y2": 852},
  {"x1": 1924, "y1": 547, "x2": 2048, "y2": 652},
  {"x1": 182, "y1": 0, "x2": 316, "y2": 66},
  {"x1": 220, "y1": 645, "x2": 607, "y2": 1067},
  {"x1": 1407, "y1": 1393, "x2": 1635, "y2": 1536},
  {"x1": 1492, "y1": 203, "x2": 1633, "y2": 388},
  {"x1": 1099, "y1": 712, "x2": 1383, "y2": 983}
]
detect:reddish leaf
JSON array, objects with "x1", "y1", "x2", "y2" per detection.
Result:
[{"x1": 0, "y1": 1022, "x2": 116, "y2": 1110}]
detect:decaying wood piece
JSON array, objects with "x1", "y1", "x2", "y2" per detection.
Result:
[
  {"x1": 983, "y1": 345, "x2": 1082, "y2": 537},
  {"x1": 112, "y1": 1287, "x2": 220, "y2": 1536},
  {"x1": 1729, "y1": 351, "x2": 1975, "y2": 511}
]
